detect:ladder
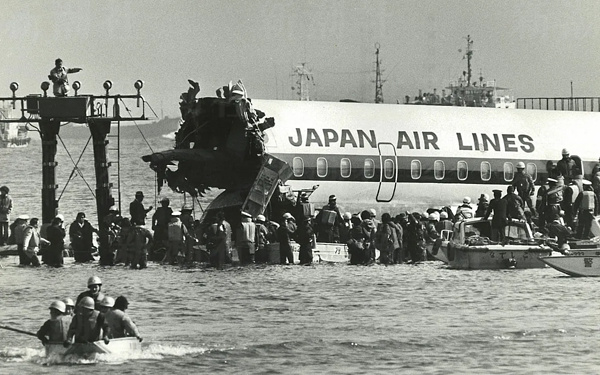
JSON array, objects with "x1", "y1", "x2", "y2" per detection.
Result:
[{"x1": 106, "y1": 120, "x2": 121, "y2": 213}]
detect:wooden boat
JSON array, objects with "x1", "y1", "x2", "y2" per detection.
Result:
[
  {"x1": 540, "y1": 255, "x2": 600, "y2": 277},
  {"x1": 45, "y1": 337, "x2": 142, "y2": 357},
  {"x1": 438, "y1": 217, "x2": 552, "y2": 269}
]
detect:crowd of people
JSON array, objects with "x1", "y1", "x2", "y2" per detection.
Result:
[
  {"x1": 4, "y1": 149, "x2": 600, "y2": 268},
  {"x1": 36, "y1": 276, "x2": 142, "y2": 347}
]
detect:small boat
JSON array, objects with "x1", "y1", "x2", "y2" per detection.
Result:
[
  {"x1": 0, "y1": 107, "x2": 30, "y2": 148},
  {"x1": 438, "y1": 217, "x2": 552, "y2": 269},
  {"x1": 540, "y1": 255, "x2": 600, "y2": 277},
  {"x1": 45, "y1": 337, "x2": 142, "y2": 357}
]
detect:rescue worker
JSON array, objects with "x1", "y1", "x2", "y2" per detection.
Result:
[
  {"x1": 105, "y1": 296, "x2": 142, "y2": 341},
  {"x1": 424, "y1": 212, "x2": 440, "y2": 244},
  {"x1": 127, "y1": 218, "x2": 153, "y2": 269},
  {"x1": 347, "y1": 216, "x2": 370, "y2": 265},
  {"x1": 339, "y1": 212, "x2": 353, "y2": 244},
  {"x1": 115, "y1": 218, "x2": 132, "y2": 265},
  {"x1": 69, "y1": 212, "x2": 98, "y2": 263},
  {"x1": 236, "y1": 212, "x2": 256, "y2": 265},
  {"x1": 295, "y1": 217, "x2": 315, "y2": 265},
  {"x1": 405, "y1": 213, "x2": 425, "y2": 262},
  {"x1": 562, "y1": 172, "x2": 584, "y2": 228},
  {"x1": 63, "y1": 298, "x2": 75, "y2": 317},
  {"x1": 254, "y1": 215, "x2": 270, "y2": 263},
  {"x1": 556, "y1": 148, "x2": 577, "y2": 184},
  {"x1": 65, "y1": 296, "x2": 109, "y2": 346},
  {"x1": 277, "y1": 213, "x2": 296, "y2": 265},
  {"x1": 593, "y1": 171, "x2": 600, "y2": 205},
  {"x1": 0, "y1": 185, "x2": 12, "y2": 246},
  {"x1": 315, "y1": 195, "x2": 343, "y2": 243},
  {"x1": 22, "y1": 218, "x2": 48, "y2": 267},
  {"x1": 475, "y1": 194, "x2": 489, "y2": 218},
  {"x1": 454, "y1": 197, "x2": 474, "y2": 221},
  {"x1": 165, "y1": 211, "x2": 187, "y2": 265},
  {"x1": 206, "y1": 211, "x2": 230, "y2": 269},
  {"x1": 76, "y1": 276, "x2": 104, "y2": 308},
  {"x1": 37, "y1": 301, "x2": 71, "y2": 345},
  {"x1": 573, "y1": 180, "x2": 598, "y2": 239},
  {"x1": 545, "y1": 179, "x2": 564, "y2": 227},
  {"x1": 360, "y1": 210, "x2": 377, "y2": 263},
  {"x1": 503, "y1": 186, "x2": 525, "y2": 220},
  {"x1": 129, "y1": 191, "x2": 153, "y2": 226},
  {"x1": 180, "y1": 204, "x2": 197, "y2": 264},
  {"x1": 13, "y1": 214, "x2": 29, "y2": 265},
  {"x1": 391, "y1": 214, "x2": 404, "y2": 264},
  {"x1": 375, "y1": 213, "x2": 399, "y2": 265},
  {"x1": 152, "y1": 198, "x2": 172, "y2": 253},
  {"x1": 512, "y1": 162, "x2": 536, "y2": 216},
  {"x1": 98, "y1": 296, "x2": 115, "y2": 315},
  {"x1": 435, "y1": 211, "x2": 453, "y2": 233},
  {"x1": 48, "y1": 58, "x2": 82, "y2": 97},
  {"x1": 484, "y1": 189, "x2": 508, "y2": 242},
  {"x1": 45, "y1": 215, "x2": 66, "y2": 267}
]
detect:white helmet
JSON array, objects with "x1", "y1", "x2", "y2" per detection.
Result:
[
  {"x1": 283, "y1": 212, "x2": 294, "y2": 220},
  {"x1": 49, "y1": 300, "x2": 66, "y2": 313},
  {"x1": 516, "y1": 161, "x2": 525, "y2": 169},
  {"x1": 87, "y1": 276, "x2": 102, "y2": 287},
  {"x1": 256, "y1": 214, "x2": 266, "y2": 223},
  {"x1": 62, "y1": 298, "x2": 75, "y2": 307},
  {"x1": 440, "y1": 211, "x2": 448, "y2": 219},
  {"x1": 342, "y1": 212, "x2": 352, "y2": 220},
  {"x1": 99, "y1": 296, "x2": 115, "y2": 308},
  {"x1": 463, "y1": 196, "x2": 471, "y2": 204}
]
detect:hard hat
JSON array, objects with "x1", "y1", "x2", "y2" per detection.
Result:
[
  {"x1": 87, "y1": 276, "x2": 102, "y2": 287},
  {"x1": 561, "y1": 148, "x2": 569, "y2": 155},
  {"x1": 440, "y1": 211, "x2": 448, "y2": 219},
  {"x1": 62, "y1": 298, "x2": 75, "y2": 307},
  {"x1": 17, "y1": 214, "x2": 29, "y2": 220},
  {"x1": 283, "y1": 212, "x2": 294, "y2": 220},
  {"x1": 516, "y1": 161, "x2": 525, "y2": 169},
  {"x1": 560, "y1": 243, "x2": 571, "y2": 251},
  {"x1": 328, "y1": 195, "x2": 337, "y2": 201},
  {"x1": 256, "y1": 214, "x2": 266, "y2": 222},
  {"x1": 342, "y1": 212, "x2": 352, "y2": 220},
  {"x1": 463, "y1": 196, "x2": 471, "y2": 204},
  {"x1": 49, "y1": 300, "x2": 66, "y2": 313},
  {"x1": 55, "y1": 214, "x2": 65, "y2": 221},
  {"x1": 369, "y1": 209, "x2": 377, "y2": 217},
  {"x1": 79, "y1": 296, "x2": 95, "y2": 310},
  {"x1": 99, "y1": 296, "x2": 115, "y2": 308},
  {"x1": 583, "y1": 179, "x2": 592, "y2": 186},
  {"x1": 428, "y1": 213, "x2": 439, "y2": 221}
]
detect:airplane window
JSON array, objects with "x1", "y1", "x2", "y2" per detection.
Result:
[
  {"x1": 504, "y1": 162, "x2": 514, "y2": 181},
  {"x1": 384, "y1": 159, "x2": 394, "y2": 179},
  {"x1": 457, "y1": 161, "x2": 468, "y2": 181},
  {"x1": 340, "y1": 158, "x2": 351, "y2": 178},
  {"x1": 434, "y1": 160, "x2": 445, "y2": 180},
  {"x1": 317, "y1": 157, "x2": 328, "y2": 177},
  {"x1": 527, "y1": 163, "x2": 537, "y2": 182},
  {"x1": 364, "y1": 158, "x2": 375, "y2": 179},
  {"x1": 292, "y1": 157, "x2": 304, "y2": 177},
  {"x1": 480, "y1": 161, "x2": 491, "y2": 181},
  {"x1": 411, "y1": 160, "x2": 421, "y2": 179}
]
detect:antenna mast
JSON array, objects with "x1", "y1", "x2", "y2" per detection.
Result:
[
  {"x1": 291, "y1": 62, "x2": 313, "y2": 101},
  {"x1": 465, "y1": 35, "x2": 474, "y2": 86},
  {"x1": 374, "y1": 43, "x2": 384, "y2": 103}
]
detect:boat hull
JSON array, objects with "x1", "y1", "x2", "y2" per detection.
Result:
[
  {"x1": 540, "y1": 256, "x2": 600, "y2": 277},
  {"x1": 45, "y1": 337, "x2": 141, "y2": 357},
  {"x1": 441, "y1": 244, "x2": 551, "y2": 269}
]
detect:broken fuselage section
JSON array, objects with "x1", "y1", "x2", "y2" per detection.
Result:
[{"x1": 142, "y1": 80, "x2": 292, "y2": 217}]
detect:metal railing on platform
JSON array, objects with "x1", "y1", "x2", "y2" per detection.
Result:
[{"x1": 517, "y1": 97, "x2": 600, "y2": 112}]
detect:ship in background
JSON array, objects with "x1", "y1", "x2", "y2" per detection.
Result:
[
  {"x1": 406, "y1": 35, "x2": 516, "y2": 109},
  {"x1": 0, "y1": 106, "x2": 30, "y2": 148}
]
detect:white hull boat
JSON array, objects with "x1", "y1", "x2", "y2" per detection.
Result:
[
  {"x1": 540, "y1": 255, "x2": 600, "y2": 277},
  {"x1": 45, "y1": 337, "x2": 142, "y2": 357}
]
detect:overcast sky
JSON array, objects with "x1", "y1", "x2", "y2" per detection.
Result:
[{"x1": 2, "y1": 0, "x2": 599, "y2": 117}]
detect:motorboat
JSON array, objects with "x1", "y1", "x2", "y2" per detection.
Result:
[{"x1": 540, "y1": 255, "x2": 600, "y2": 277}]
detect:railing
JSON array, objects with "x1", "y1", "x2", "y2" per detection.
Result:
[{"x1": 517, "y1": 97, "x2": 600, "y2": 112}]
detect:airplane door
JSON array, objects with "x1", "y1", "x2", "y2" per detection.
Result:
[{"x1": 376, "y1": 142, "x2": 397, "y2": 202}]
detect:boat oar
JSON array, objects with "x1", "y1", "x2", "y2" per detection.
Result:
[{"x1": 0, "y1": 324, "x2": 38, "y2": 338}]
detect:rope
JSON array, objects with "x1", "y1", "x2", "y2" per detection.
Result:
[
  {"x1": 118, "y1": 97, "x2": 154, "y2": 154},
  {"x1": 57, "y1": 134, "x2": 96, "y2": 201}
]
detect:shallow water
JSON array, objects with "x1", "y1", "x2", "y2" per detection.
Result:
[{"x1": 1, "y1": 133, "x2": 600, "y2": 374}]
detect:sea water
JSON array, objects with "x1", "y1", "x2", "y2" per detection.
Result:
[{"x1": 1, "y1": 135, "x2": 599, "y2": 374}]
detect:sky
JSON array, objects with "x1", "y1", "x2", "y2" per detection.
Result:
[{"x1": 2, "y1": 0, "x2": 600, "y2": 118}]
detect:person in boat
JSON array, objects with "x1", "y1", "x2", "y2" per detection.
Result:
[
  {"x1": 573, "y1": 180, "x2": 598, "y2": 239},
  {"x1": 277, "y1": 212, "x2": 297, "y2": 265},
  {"x1": 484, "y1": 189, "x2": 508, "y2": 242},
  {"x1": 48, "y1": 58, "x2": 82, "y2": 97},
  {"x1": 104, "y1": 296, "x2": 142, "y2": 342},
  {"x1": 315, "y1": 195, "x2": 343, "y2": 243},
  {"x1": 513, "y1": 162, "x2": 537, "y2": 217},
  {"x1": 151, "y1": 197, "x2": 172, "y2": 260},
  {"x1": 63, "y1": 298, "x2": 75, "y2": 317},
  {"x1": 76, "y1": 276, "x2": 104, "y2": 309},
  {"x1": 475, "y1": 194, "x2": 489, "y2": 218},
  {"x1": 37, "y1": 300, "x2": 71, "y2": 345},
  {"x1": 454, "y1": 197, "x2": 474, "y2": 222},
  {"x1": 65, "y1": 296, "x2": 109, "y2": 346},
  {"x1": 45, "y1": 215, "x2": 66, "y2": 267},
  {"x1": 129, "y1": 191, "x2": 153, "y2": 226},
  {"x1": 0, "y1": 185, "x2": 12, "y2": 246},
  {"x1": 503, "y1": 186, "x2": 525, "y2": 221},
  {"x1": 126, "y1": 217, "x2": 153, "y2": 269},
  {"x1": 556, "y1": 148, "x2": 577, "y2": 184},
  {"x1": 22, "y1": 218, "x2": 49, "y2": 267},
  {"x1": 69, "y1": 212, "x2": 98, "y2": 263}
]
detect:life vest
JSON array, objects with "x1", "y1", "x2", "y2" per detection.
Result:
[
  {"x1": 581, "y1": 191, "x2": 595, "y2": 211},
  {"x1": 45, "y1": 316, "x2": 72, "y2": 342},
  {"x1": 168, "y1": 221, "x2": 184, "y2": 241},
  {"x1": 74, "y1": 310, "x2": 100, "y2": 343}
]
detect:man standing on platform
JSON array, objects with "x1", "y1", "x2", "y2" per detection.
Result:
[
  {"x1": 129, "y1": 191, "x2": 153, "y2": 226},
  {"x1": 48, "y1": 58, "x2": 82, "y2": 97}
]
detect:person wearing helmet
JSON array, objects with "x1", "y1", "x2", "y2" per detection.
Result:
[
  {"x1": 65, "y1": 296, "x2": 109, "y2": 346},
  {"x1": 314, "y1": 195, "x2": 344, "y2": 243},
  {"x1": 573, "y1": 179, "x2": 598, "y2": 239},
  {"x1": 512, "y1": 161, "x2": 536, "y2": 217},
  {"x1": 236, "y1": 212, "x2": 256, "y2": 265},
  {"x1": 556, "y1": 148, "x2": 577, "y2": 184},
  {"x1": 254, "y1": 215, "x2": 270, "y2": 263},
  {"x1": 475, "y1": 193, "x2": 490, "y2": 218},
  {"x1": 76, "y1": 276, "x2": 103, "y2": 308},
  {"x1": 435, "y1": 211, "x2": 453, "y2": 234},
  {"x1": 0, "y1": 185, "x2": 12, "y2": 246},
  {"x1": 37, "y1": 300, "x2": 71, "y2": 345},
  {"x1": 454, "y1": 197, "x2": 474, "y2": 221},
  {"x1": 164, "y1": 211, "x2": 187, "y2": 266},
  {"x1": 105, "y1": 296, "x2": 142, "y2": 342},
  {"x1": 98, "y1": 296, "x2": 115, "y2": 314},
  {"x1": 44, "y1": 215, "x2": 66, "y2": 267},
  {"x1": 339, "y1": 212, "x2": 353, "y2": 244},
  {"x1": 63, "y1": 298, "x2": 75, "y2": 316},
  {"x1": 277, "y1": 213, "x2": 297, "y2": 265},
  {"x1": 424, "y1": 213, "x2": 440, "y2": 247}
]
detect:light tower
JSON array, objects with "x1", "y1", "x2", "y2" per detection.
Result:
[
  {"x1": 291, "y1": 62, "x2": 313, "y2": 101},
  {"x1": 374, "y1": 43, "x2": 385, "y2": 103}
]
